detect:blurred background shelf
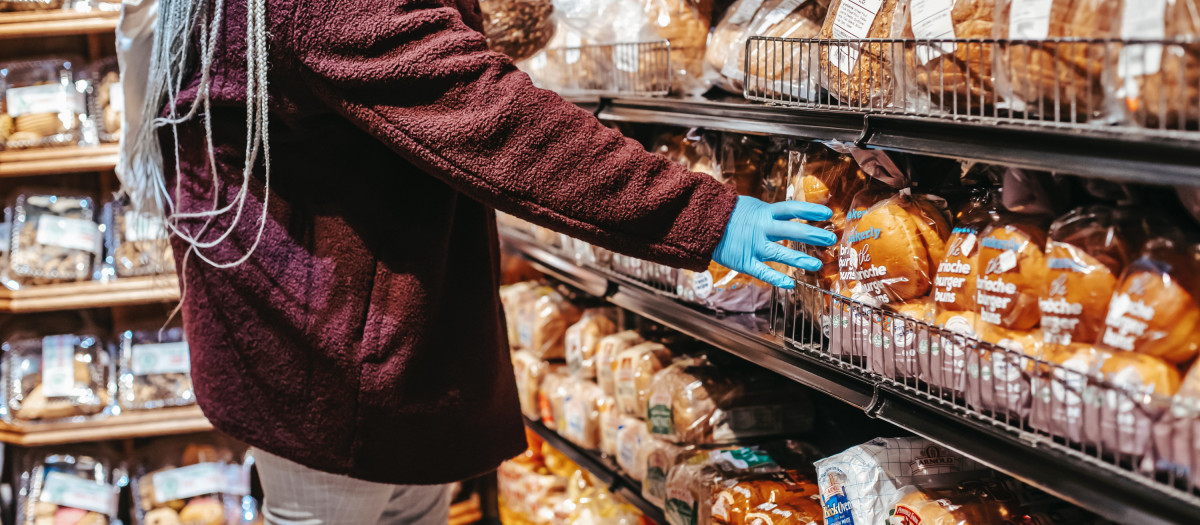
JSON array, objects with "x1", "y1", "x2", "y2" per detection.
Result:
[
  {"x1": 0, "y1": 405, "x2": 210, "y2": 446},
  {"x1": 0, "y1": 9, "x2": 119, "y2": 39},
  {"x1": 0, "y1": 144, "x2": 120, "y2": 177},
  {"x1": 0, "y1": 275, "x2": 180, "y2": 313}
]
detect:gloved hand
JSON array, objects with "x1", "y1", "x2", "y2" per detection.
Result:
[{"x1": 712, "y1": 196, "x2": 838, "y2": 289}]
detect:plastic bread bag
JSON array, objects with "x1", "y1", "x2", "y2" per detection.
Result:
[
  {"x1": 500, "y1": 281, "x2": 539, "y2": 350},
  {"x1": 8, "y1": 190, "x2": 101, "y2": 286},
  {"x1": 562, "y1": 379, "x2": 608, "y2": 450},
  {"x1": 4, "y1": 313, "x2": 113, "y2": 421},
  {"x1": 814, "y1": 437, "x2": 986, "y2": 525},
  {"x1": 117, "y1": 322, "x2": 193, "y2": 411},
  {"x1": 826, "y1": 182, "x2": 898, "y2": 359},
  {"x1": 480, "y1": 0, "x2": 555, "y2": 61},
  {"x1": 641, "y1": 437, "x2": 693, "y2": 509},
  {"x1": 1029, "y1": 344, "x2": 1101, "y2": 443},
  {"x1": 965, "y1": 325, "x2": 1045, "y2": 418},
  {"x1": 1, "y1": 57, "x2": 85, "y2": 149},
  {"x1": 733, "y1": 0, "x2": 829, "y2": 99},
  {"x1": 16, "y1": 447, "x2": 124, "y2": 525},
  {"x1": 103, "y1": 197, "x2": 175, "y2": 279},
  {"x1": 614, "y1": 341, "x2": 673, "y2": 418},
  {"x1": 519, "y1": 286, "x2": 582, "y2": 359},
  {"x1": 680, "y1": 261, "x2": 775, "y2": 312},
  {"x1": 132, "y1": 435, "x2": 258, "y2": 525},
  {"x1": 975, "y1": 215, "x2": 1050, "y2": 332},
  {"x1": 665, "y1": 447, "x2": 786, "y2": 525},
  {"x1": 711, "y1": 470, "x2": 821, "y2": 525},
  {"x1": 512, "y1": 350, "x2": 547, "y2": 420},
  {"x1": 721, "y1": 133, "x2": 770, "y2": 198},
  {"x1": 538, "y1": 367, "x2": 570, "y2": 433},
  {"x1": 596, "y1": 330, "x2": 644, "y2": 397},
  {"x1": 886, "y1": 480, "x2": 1018, "y2": 525},
  {"x1": 643, "y1": 0, "x2": 713, "y2": 95},
  {"x1": 1097, "y1": 235, "x2": 1200, "y2": 364},
  {"x1": 615, "y1": 415, "x2": 650, "y2": 480},
  {"x1": 894, "y1": 0, "x2": 999, "y2": 115},
  {"x1": 81, "y1": 57, "x2": 122, "y2": 144},
  {"x1": 1080, "y1": 349, "x2": 1179, "y2": 458},
  {"x1": 993, "y1": 0, "x2": 1120, "y2": 122},
  {"x1": 1039, "y1": 206, "x2": 1134, "y2": 347},
  {"x1": 868, "y1": 297, "x2": 936, "y2": 380},
  {"x1": 598, "y1": 398, "x2": 625, "y2": 457},
  {"x1": 1154, "y1": 363, "x2": 1200, "y2": 488},
  {"x1": 707, "y1": 0, "x2": 769, "y2": 93},
  {"x1": 1114, "y1": 0, "x2": 1200, "y2": 131},
  {"x1": 816, "y1": 0, "x2": 906, "y2": 107},
  {"x1": 933, "y1": 187, "x2": 1000, "y2": 323},
  {"x1": 784, "y1": 143, "x2": 870, "y2": 296},
  {"x1": 565, "y1": 308, "x2": 618, "y2": 378}
]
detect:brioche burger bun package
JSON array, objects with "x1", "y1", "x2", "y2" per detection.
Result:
[
  {"x1": 1030, "y1": 344, "x2": 1100, "y2": 443},
  {"x1": 975, "y1": 217, "x2": 1050, "y2": 332},
  {"x1": 1155, "y1": 363, "x2": 1200, "y2": 489},
  {"x1": 966, "y1": 325, "x2": 1046, "y2": 418},
  {"x1": 1083, "y1": 350, "x2": 1180, "y2": 457},
  {"x1": 1098, "y1": 236, "x2": 1200, "y2": 365},
  {"x1": 827, "y1": 182, "x2": 897, "y2": 359}
]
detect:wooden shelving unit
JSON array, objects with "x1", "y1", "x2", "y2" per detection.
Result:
[
  {"x1": 0, "y1": 405, "x2": 211, "y2": 446},
  {"x1": 0, "y1": 144, "x2": 120, "y2": 178},
  {"x1": 0, "y1": 275, "x2": 180, "y2": 313},
  {"x1": 0, "y1": 9, "x2": 119, "y2": 40}
]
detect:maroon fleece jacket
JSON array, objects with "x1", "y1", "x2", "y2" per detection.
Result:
[{"x1": 163, "y1": 0, "x2": 737, "y2": 483}]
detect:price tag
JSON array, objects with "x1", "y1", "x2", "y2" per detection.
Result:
[
  {"x1": 1118, "y1": 0, "x2": 1166, "y2": 76},
  {"x1": 910, "y1": 0, "x2": 957, "y2": 64},
  {"x1": 131, "y1": 342, "x2": 190, "y2": 376},
  {"x1": 829, "y1": 0, "x2": 886, "y2": 74},
  {"x1": 42, "y1": 335, "x2": 76, "y2": 398},
  {"x1": 1008, "y1": 0, "x2": 1054, "y2": 39},
  {"x1": 691, "y1": 271, "x2": 714, "y2": 299},
  {"x1": 36, "y1": 216, "x2": 99, "y2": 252},
  {"x1": 5, "y1": 84, "x2": 78, "y2": 117},
  {"x1": 41, "y1": 472, "x2": 114, "y2": 515},
  {"x1": 152, "y1": 463, "x2": 226, "y2": 502}
]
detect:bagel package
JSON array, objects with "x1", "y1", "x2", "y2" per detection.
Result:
[
  {"x1": 975, "y1": 217, "x2": 1049, "y2": 332},
  {"x1": 564, "y1": 308, "x2": 618, "y2": 378},
  {"x1": 596, "y1": 330, "x2": 645, "y2": 397},
  {"x1": 1039, "y1": 207, "x2": 1134, "y2": 347},
  {"x1": 132, "y1": 436, "x2": 257, "y2": 525},
  {"x1": 16, "y1": 448, "x2": 122, "y2": 525},
  {"x1": 895, "y1": 0, "x2": 999, "y2": 113},
  {"x1": 817, "y1": 0, "x2": 905, "y2": 107},
  {"x1": 614, "y1": 342, "x2": 674, "y2": 418},
  {"x1": 1115, "y1": 0, "x2": 1200, "y2": 130},
  {"x1": 1082, "y1": 350, "x2": 1179, "y2": 457},
  {"x1": 1098, "y1": 236, "x2": 1200, "y2": 364}
]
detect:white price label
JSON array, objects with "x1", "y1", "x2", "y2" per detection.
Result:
[
  {"x1": 565, "y1": 32, "x2": 582, "y2": 65},
  {"x1": 910, "y1": 0, "x2": 957, "y2": 64},
  {"x1": 36, "y1": 215, "x2": 99, "y2": 253},
  {"x1": 729, "y1": 0, "x2": 765, "y2": 25},
  {"x1": 1008, "y1": 0, "x2": 1054, "y2": 39},
  {"x1": 152, "y1": 462, "x2": 226, "y2": 502},
  {"x1": 131, "y1": 342, "x2": 190, "y2": 376},
  {"x1": 41, "y1": 335, "x2": 76, "y2": 398},
  {"x1": 692, "y1": 271, "x2": 714, "y2": 299},
  {"x1": 759, "y1": 0, "x2": 804, "y2": 29},
  {"x1": 959, "y1": 233, "x2": 977, "y2": 256},
  {"x1": 5, "y1": 83, "x2": 79, "y2": 118},
  {"x1": 829, "y1": 0, "x2": 885, "y2": 74},
  {"x1": 108, "y1": 82, "x2": 125, "y2": 113},
  {"x1": 41, "y1": 472, "x2": 114, "y2": 515},
  {"x1": 0, "y1": 223, "x2": 9, "y2": 253},
  {"x1": 123, "y1": 211, "x2": 167, "y2": 242},
  {"x1": 1118, "y1": 0, "x2": 1166, "y2": 77},
  {"x1": 995, "y1": 250, "x2": 1018, "y2": 274}
]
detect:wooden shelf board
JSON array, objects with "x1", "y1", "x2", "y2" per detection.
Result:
[
  {"x1": 0, "y1": 9, "x2": 118, "y2": 39},
  {"x1": 0, "y1": 405, "x2": 212, "y2": 446},
  {"x1": 0, "y1": 275, "x2": 180, "y2": 313},
  {"x1": 0, "y1": 144, "x2": 119, "y2": 178}
]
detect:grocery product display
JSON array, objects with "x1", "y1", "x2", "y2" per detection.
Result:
[
  {"x1": 3, "y1": 312, "x2": 113, "y2": 421},
  {"x1": 15, "y1": 448, "x2": 122, "y2": 525},
  {"x1": 0, "y1": 57, "x2": 85, "y2": 150},
  {"x1": 7, "y1": 191, "x2": 101, "y2": 286},
  {"x1": 131, "y1": 436, "x2": 257, "y2": 525}
]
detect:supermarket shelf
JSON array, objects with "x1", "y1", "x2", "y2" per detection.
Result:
[
  {"x1": 0, "y1": 405, "x2": 211, "y2": 446},
  {"x1": 0, "y1": 144, "x2": 120, "y2": 178},
  {"x1": 0, "y1": 275, "x2": 180, "y2": 313},
  {"x1": 500, "y1": 229, "x2": 1200, "y2": 525},
  {"x1": 571, "y1": 96, "x2": 1200, "y2": 187},
  {"x1": 523, "y1": 418, "x2": 666, "y2": 524},
  {"x1": 0, "y1": 9, "x2": 119, "y2": 39}
]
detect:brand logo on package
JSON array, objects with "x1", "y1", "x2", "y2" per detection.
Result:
[{"x1": 910, "y1": 445, "x2": 958, "y2": 474}]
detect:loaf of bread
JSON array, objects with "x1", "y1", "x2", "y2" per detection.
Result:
[
  {"x1": 1083, "y1": 349, "x2": 1179, "y2": 456},
  {"x1": 712, "y1": 475, "x2": 820, "y2": 525},
  {"x1": 646, "y1": 357, "x2": 740, "y2": 443},
  {"x1": 615, "y1": 342, "x2": 673, "y2": 418},
  {"x1": 1117, "y1": 0, "x2": 1200, "y2": 130},
  {"x1": 537, "y1": 368, "x2": 569, "y2": 433},
  {"x1": 888, "y1": 485, "x2": 1013, "y2": 525},
  {"x1": 641, "y1": 437, "x2": 692, "y2": 508},
  {"x1": 644, "y1": 0, "x2": 713, "y2": 95},
  {"x1": 976, "y1": 219, "x2": 1049, "y2": 331},
  {"x1": 598, "y1": 401, "x2": 626, "y2": 457},
  {"x1": 898, "y1": 0, "x2": 998, "y2": 113},
  {"x1": 740, "y1": 0, "x2": 828, "y2": 99},
  {"x1": 1098, "y1": 236, "x2": 1200, "y2": 363},
  {"x1": 707, "y1": 0, "x2": 767, "y2": 93},
  {"x1": 616, "y1": 416, "x2": 650, "y2": 480},
  {"x1": 817, "y1": 0, "x2": 904, "y2": 107},
  {"x1": 1040, "y1": 207, "x2": 1133, "y2": 347},
  {"x1": 597, "y1": 330, "x2": 645, "y2": 397},
  {"x1": 565, "y1": 309, "x2": 618, "y2": 378},
  {"x1": 519, "y1": 287, "x2": 582, "y2": 359},
  {"x1": 838, "y1": 192, "x2": 951, "y2": 305},
  {"x1": 562, "y1": 379, "x2": 608, "y2": 450}
]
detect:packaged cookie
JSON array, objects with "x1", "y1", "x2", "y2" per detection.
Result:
[
  {"x1": 117, "y1": 324, "x2": 194, "y2": 411},
  {"x1": 133, "y1": 436, "x2": 258, "y2": 525},
  {"x1": 82, "y1": 57, "x2": 122, "y2": 143},
  {"x1": 16, "y1": 448, "x2": 123, "y2": 525},
  {"x1": 1, "y1": 57, "x2": 84, "y2": 149},
  {"x1": 564, "y1": 308, "x2": 618, "y2": 378},
  {"x1": 4, "y1": 314, "x2": 113, "y2": 421},
  {"x1": 8, "y1": 190, "x2": 100, "y2": 286},
  {"x1": 103, "y1": 197, "x2": 175, "y2": 278}
]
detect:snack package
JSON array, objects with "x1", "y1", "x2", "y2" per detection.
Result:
[
  {"x1": 480, "y1": 0, "x2": 556, "y2": 61},
  {"x1": 975, "y1": 217, "x2": 1049, "y2": 331},
  {"x1": 886, "y1": 480, "x2": 1018, "y2": 525},
  {"x1": 1114, "y1": 0, "x2": 1200, "y2": 130},
  {"x1": 519, "y1": 287, "x2": 582, "y2": 360},
  {"x1": 103, "y1": 197, "x2": 175, "y2": 278},
  {"x1": 736, "y1": 0, "x2": 829, "y2": 99},
  {"x1": 1029, "y1": 344, "x2": 1101, "y2": 442},
  {"x1": 562, "y1": 379, "x2": 609, "y2": 450},
  {"x1": 837, "y1": 191, "x2": 951, "y2": 306},
  {"x1": 643, "y1": 0, "x2": 713, "y2": 95},
  {"x1": 1, "y1": 57, "x2": 84, "y2": 149},
  {"x1": 665, "y1": 447, "x2": 786, "y2": 525},
  {"x1": 616, "y1": 416, "x2": 650, "y2": 480},
  {"x1": 614, "y1": 342, "x2": 673, "y2": 418},
  {"x1": 598, "y1": 400, "x2": 626, "y2": 457},
  {"x1": 994, "y1": 0, "x2": 1120, "y2": 122},
  {"x1": 565, "y1": 308, "x2": 618, "y2": 378},
  {"x1": 501, "y1": 281, "x2": 539, "y2": 350},
  {"x1": 706, "y1": 0, "x2": 768, "y2": 93},
  {"x1": 641, "y1": 437, "x2": 692, "y2": 509},
  {"x1": 16, "y1": 448, "x2": 122, "y2": 525},
  {"x1": 711, "y1": 471, "x2": 822, "y2": 525},
  {"x1": 895, "y1": 0, "x2": 998, "y2": 114},
  {"x1": 83, "y1": 57, "x2": 122, "y2": 143},
  {"x1": 814, "y1": 437, "x2": 985, "y2": 525},
  {"x1": 596, "y1": 330, "x2": 644, "y2": 397},
  {"x1": 118, "y1": 324, "x2": 194, "y2": 411},
  {"x1": 4, "y1": 315, "x2": 113, "y2": 421},
  {"x1": 1097, "y1": 236, "x2": 1200, "y2": 364},
  {"x1": 132, "y1": 436, "x2": 258, "y2": 525},
  {"x1": 680, "y1": 261, "x2": 774, "y2": 312},
  {"x1": 1039, "y1": 207, "x2": 1133, "y2": 348},
  {"x1": 1082, "y1": 350, "x2": 1179, "y2": 457},
  {"x1": 513, "y1": 350, "x2": 548, "y2": 420},
  {"x1": 8, "y1": 191, "x2": 100, "y2": 286},
  {"x1": 816, "y1": 0, "x2": 905, "y2": 107},
  {"x1": 538, "y1": 367, "x2": 570, "y2": 433},
  {"x1": 966, "y1": 325, "x2": 1045, "y2": 417}
]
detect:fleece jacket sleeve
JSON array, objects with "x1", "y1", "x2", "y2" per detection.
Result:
[{"x1": 284, "y1": 0, "x2": 737, "y2": 270}]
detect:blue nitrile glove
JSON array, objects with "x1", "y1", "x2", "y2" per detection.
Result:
[{"x1": 712, "y1": 196, "x2": 837, "y2": 289}]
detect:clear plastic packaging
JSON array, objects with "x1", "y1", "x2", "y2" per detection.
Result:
[
  {"x1": 966, "y1": 325, "x2": 1044, "y2": 418},
  {"x1": 869, "y1": 299, "x2": 935, "y2": 380},
  {"x1": 706, "y1": 0, "x2": 768, "y2": 93},
  {"x1": 786, "y1": 144, "x2": 869, "y2": 295},
  {"x1": 8, "y1": 190, "x2": 100, "y2": 286},
  {"x1": 103, "y1": 197, "x2": 175, "y2": 278},
  {"x1": 596, "y1": 330, "x2": 644, "y2": 397},
  {"x1": 561, "y1": 379, "x2": 608, "y2": 450},
  {"x1": 615, "y1": 416, "x2": 650, "y2": 481},
  {"x1": 501, "y1": 281, "x2": 539, "y2": 350},
  {"x1": 614, "y1": 341, "x2": 673, "y2": 418},
  {"x1": 887, "y1": 480, "x2": 1019, "y2": 525},
  {"x1": 538, "y1": 368, "x2": 570, "y2": 433},
  {"x1": 1154, "y1": 362, "x2": 1200, "y2": 489},
  {"x1": 1082, "y1": 349, "x2": 1178, "y2": 457},
  {"x1": 711, "y1": 471, "x2": 821, "y2": 525},
  {"x1": 679, "y1": 261, "x2": 774, "y2": 312},
  {"x1": 816, "y1": 0, "x2": 905, "y2": 107},
  {"x1": 0, "y1": 0, "x2": 65, "y2": 11},
  {"x1": 933, "y1": 189, "x2": 1000, "y2": 319},
  {"x1": 736, "y1": 0, "x2": 828, "y2": 100},
  {"x1": 1, "y1": 57, "x2": 85, "y2": 149},
  {"x1": 975, "y1": 217, "x2": 1050, "y2": 332},
  {"x1": 895, "y1": 0, "x2": 999, "y2": 114},
  {"x1": 480, "y1": 0, "x2": 556, "y2": 61},
  {"x1": 132, "y1": 436, "x2": 258, "y2": 525},
  {"x1": 1039, "y1": 206, "x2": 1133, "y2": 347},
  {"x1": 664, "y1": 447, "x2": 785, "y2": 525},
  {"x1": 4, "y1": 315, "x2": 113, "y2": 421},
  {"x1": 82, "y1": 57, "x2": 121, "y2": 143},
  {"x1": 1115, "y1": 0, "x2": 1200, "y2": 131},
  {"x1": 513, "y1": 349, "x2": 548, "y2": 420},
  {"x1": 598, "y1": 397, "x2": 624, "y2": 457},
  {"x1": 641, "y1": 437, "x2": 692, "y2": 509},
  {"x1": 518, "y1": 287, "x2": 581, "y2": 359},
  {"x1": 1029, "y1": 344, "x2": 1100, "y2": 443},
  {"x1": 643, "y1": 0, "x2": 713, "y2": 95},
  {"x1": 16, "y1": 447, "x2": 123, "y2": 525},
  {"x1": 118, "y1": 324, "x2": 193, "y2": 411},
  {"x1": 565, "y1": 308, "x2": 618, "y2": 378}
]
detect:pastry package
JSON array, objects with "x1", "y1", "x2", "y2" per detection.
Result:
[
  {"x1": 965, "y1": 325, "x2": 1045, "y2": 417},
  {"x1": 1114, "y1": 0, "x2": 1200, "y2": 130},
  {"x1": 615, "y1": 415, "x2": 650, "y2": 480},
  {"x1": 538, "y1": 367, "x2": 570, "y2": 433},
  {"x1": 513, "y1": 350, "x2": 548, "y2": 420},
  {"x1": 132, "y1": 436, "x2": 258, "y2": 525},
  {"x1": 614, "y1": 341, "x2": 673, "y2": 418},
  {"x1": 103, "y1": 197, "x2": 175, "y2": 278},
  {"x1": 1029, "y1": 344, "x2": 1100, "y2": 442},
  {"x1": 895, "y1": 0, "x2": 998, "y2": 114},
  {"x1": 8, "y1": 191, "x2": 101, "y2": 286},
  {"x1": 1081, "y1": 349, "x2": 1179, "y2": 457},
  {"x1": 598, "y1": 402, "x2": 630, "y2": 457},
  {"x1": 643, "y1": 0, "x2": 713, "y2": 95},
  {"x1": 596, "y1": 330, "x2": 644, "y2": 397},
  {"x1": 561, "y1": 379, "x2": 608, "y2": 450},
  {"x1": 82, "y1": 57, "x2": 122, "y2": 143},
  {"x1": 733, "y1": 0, "x2": 829, "y2": 99},
  {"x1": 501, "y1": 281, "x2": 539, "y2": 350},
  {"x1": 518, "y1": 286, "x2": 581, "y2": 360},
  {"x1": 1097, "y1": 235, "x2": 1200, "y2": 364},
  {"x1": 994, "y1": 0, "x2": 1120, "y2": 122},
  {"x1": 975, "y1": 216, "x2": 1049, "y2": 332},
  {"x1": 118, "y1": 324, "x2": 194, "y2": 411},
  {"x1": 564, "y1": 308, "x2": 618, "y2": 378},
  {"x1": 711, "y1": 470, "x2": 822, "y2": 525},
  {"x1": 641, "y1": 437, "x2": 692, "y2": 509},
  {"x1": 1154, "y1": 363, "x2": 1200, "y2": 489},
  {"x1": 16, "y1": 448, "x2": 123, "y2": 525},
  {"x1": 1039, "y1": 206, "x2": 1133, "y2": 347},
  {"x1": 706, "y1": 0, "x2": 768, "y2": 93},
  {"x1": 680, "y1": 261, "x2": 774, "y2": 312},
  {"x1": 665, "y1": 447, "x2": 791, "y2": 525},
  {"x1": 480, "y1": 0, "x2": 555, "y2": 61},
  {"x1": 1, "y1": 57, "x2": 84, "y2": 149},
  {"x1": 816, "y1": 0, "x2": 905, "y2": 107},
  {"x1": 4, "y1": 314, "x2": 113, "y2": 421}
]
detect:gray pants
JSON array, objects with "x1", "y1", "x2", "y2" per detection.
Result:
[{"x1": 252, "y1": 448, "x2": 451, "y2": 525}]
